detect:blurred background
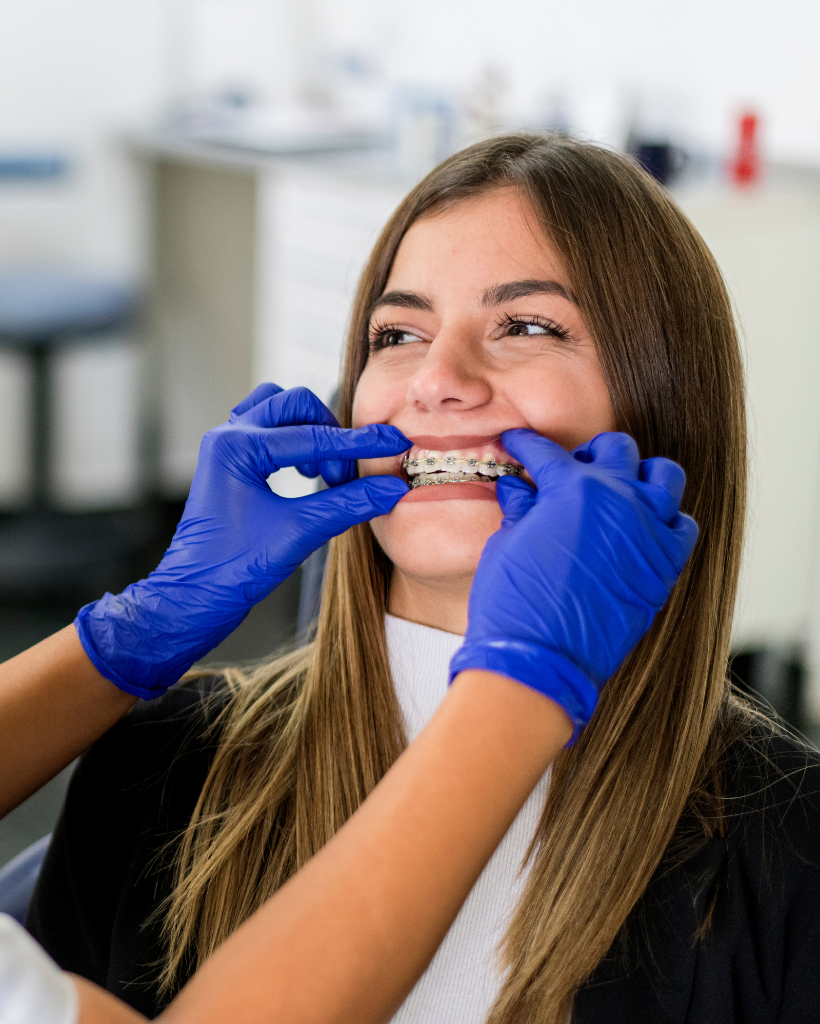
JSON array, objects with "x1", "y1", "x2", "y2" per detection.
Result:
[{"x1": 2, "y1": 0, "x2": 820, "y2": 869}]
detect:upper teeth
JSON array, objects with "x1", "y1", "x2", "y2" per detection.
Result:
[{"x1": 403, "y1": 450, "x2": 522, "y2": 481}]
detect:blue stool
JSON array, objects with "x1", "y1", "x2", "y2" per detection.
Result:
[
  {"x1": 0, "y1": 835, "x2": 50, "y2": 925},
  {"x1": 0, "y1": 272, "x2": 140, "y2": 596},
  {"x1": 0, "y1": 272, "x2": 135, "y2": 507}
]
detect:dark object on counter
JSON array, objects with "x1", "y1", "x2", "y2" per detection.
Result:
[{"x1": 633, "y1": 142, "x2": 687, "y2": 187}]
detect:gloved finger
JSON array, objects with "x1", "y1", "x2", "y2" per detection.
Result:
[
  {"x1": 294, "y1": 456, "x2": 358, "y2": 486},
  {"x1": 272, "y1": 387, "x2": 355, "y2": 482},
  {"x1": 636, "y1": 457, "x2": 687, "y2": 523},
  {"x1": 666, "y1": 512, "x2": 699, "y2": 573},
  {"x1": 500, "y1": 429, "x2": 573, "y2": 489},
  {"x1": 293, "y1": 459, "x2": 357, "y2": 486},
  {"x1": 293, "y1": 475, "x2": 409, "y2": 540},
  {"x1": 572, "y1": 432, "x2": 640, "y2": 478},
  {"x1": 293, "y1": 460, "x2": 358, "y2": 484},
  {"x1": 496, "y1": 475, "x2": 537, "y2": 525},
  {"x1": 254, "y1": 422, "x2": 411, "y2": 474},
  {"x1": 317, "y1": 459, "x2": 356, "y2": 487},
  {"x1": 230, "y1": 382, "x2": 284, "y2": 422},
  {"x1": 235, "y1": 386, "x2": 341, "y2": 430}
]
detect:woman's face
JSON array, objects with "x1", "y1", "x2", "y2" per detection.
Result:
[{"x1": 353, "y1": 188, "x2": 616, "y2": 610}]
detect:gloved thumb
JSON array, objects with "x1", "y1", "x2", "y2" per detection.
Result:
[
  {"x1": 573, "y1": 432, "x2": 640, "y2": 478},
  {"x1": 293, "y1": 475, "x2": 409, "y2": 544},
  {"x1": 667, "y1": 511, "x2": 699, "y2": 573},
  {"x1": 496, "y1": 475, "x2": 537, "y2": 526},
  {"x1": 637, "y1": 457, "x2": 686, "y2": 523}
]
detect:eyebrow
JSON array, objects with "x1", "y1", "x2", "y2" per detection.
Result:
[
  {"x1": 368, "y1": 279, "x2": 574, "y2": 319},
  {"x1": 481, "y1": 279, "x2": 574, "y2": 306},
  {"x1": 369, "y1": 290, "x2": 434, "y2": 317}
]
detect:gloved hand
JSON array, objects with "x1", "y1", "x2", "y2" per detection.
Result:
[
  {"x1": 75, "y1": 385, "x2": 410, "y2": 699},
  {"x1": 448, "y1": 431, "x2": 698, "y2": 741}
]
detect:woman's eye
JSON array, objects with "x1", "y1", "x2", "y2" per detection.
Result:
[
  {"x1": 508, "y1": 321, "x2": 549, "y2": 336},
  {"x1": 498, "y1": 315, "x2": 569, "y2": 342},
  {"x1": 370, "y1": 327, "x2": 423, "y2": 349}
]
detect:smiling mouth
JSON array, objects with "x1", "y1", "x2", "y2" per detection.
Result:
[{"x1": 401, "y1": 443, "x2": 523, "y2": 489}]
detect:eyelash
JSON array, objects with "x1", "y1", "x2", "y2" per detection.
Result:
[
  {"x1": 368, "y1": 321, "x2": 419, "y2": 351},
  {"x1": 367, "y1": 313, "x2": 571, "y2": 351},
  {"x1": 494, "y1": 312, "x2": 570, "y2": 341}
]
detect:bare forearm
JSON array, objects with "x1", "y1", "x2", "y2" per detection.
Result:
[
  {"x1": 0, "y1": 625, "x2": 136, "y2": 817},
  {"x1": 73, "y1": 976, "x2": 147, "y2": 1024},
  {"x1": 160, "y1": 670, "x2": 571, "y2": 1024}
]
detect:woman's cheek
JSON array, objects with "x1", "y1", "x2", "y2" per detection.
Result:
[{"x1": 357, "y1": 455, "x2": 398, "y2": 479}]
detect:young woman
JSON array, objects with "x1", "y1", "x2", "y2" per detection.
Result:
[{"x1": 26, "y1": 133, "x2": 820, "y2": 1024}]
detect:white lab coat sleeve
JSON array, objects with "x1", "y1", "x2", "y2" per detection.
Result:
[{"x1": 0, "y1": 913, "x2": 78, "y2": 1024}]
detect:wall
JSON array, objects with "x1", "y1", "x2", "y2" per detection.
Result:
[
  {"x1": 678, "y1": 192, "x2": 820, "y2": 665},
  {"x1": 0, "y1": 0, "x2": 167, "y2": 276},
  {"x1": 1, "y1": 0, "x2": 819, "y2": 279},
  {"x1": 317, "y1": 0, "x2": 820, "y2": 163}
]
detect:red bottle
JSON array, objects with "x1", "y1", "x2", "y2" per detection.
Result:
[{"x1": 731, "y1": 111, "x2": 761, "y2": 187}]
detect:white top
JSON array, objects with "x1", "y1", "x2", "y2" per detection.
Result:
[
  {"x1": 386, "y1": 614, "x2": 551, "y2": 1024},
  {"x1": 0, "y1": 913, "x2": 77, "y2": 1024}
]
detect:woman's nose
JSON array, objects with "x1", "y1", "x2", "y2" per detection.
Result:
[{"x1": 405, "y1": 333, "x2": 491, "y2": 411}]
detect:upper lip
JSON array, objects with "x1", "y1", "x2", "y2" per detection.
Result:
[{"x1": 405, "y1": 434, "x2": 503, "y2": 450}]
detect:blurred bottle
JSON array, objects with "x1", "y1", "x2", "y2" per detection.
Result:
[
  {"x1": 391, "y1": 85, "x2": 455, "y2": 178},
  {"x1": 461, "y1": 65, "x2": 508, "y2": 138},
  {"x1": 730, "y1": 111, "x2": 761, "y2": 187}
]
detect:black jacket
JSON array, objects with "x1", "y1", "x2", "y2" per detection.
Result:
[{"x1": 27, "y1": 679, "x2": 820, "y2": 1022}]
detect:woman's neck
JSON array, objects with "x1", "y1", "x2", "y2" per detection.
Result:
[{"x1": 388, "y1": 568, "x2": 470, "y2": 635}]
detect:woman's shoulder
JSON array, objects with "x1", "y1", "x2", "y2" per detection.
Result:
[
  {"x1": 88, "y1": 673, "x2": 232, "y2": 788},
  {"x1": 720, "y1": 721, "x2": 820, "y2": 879},
  {"x1": 124, "y1": 672, "x2": 231, "y2": 732},
  {"x1": 722, "y1": 722, "x2": 820, "y2": 811},
  {"x1": 47, "y1": 672, "x2": 233, "y2": 842}
]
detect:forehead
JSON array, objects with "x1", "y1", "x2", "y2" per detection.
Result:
[{"x1": 384, "y1": 189, "x2": 567, "y2": 293}]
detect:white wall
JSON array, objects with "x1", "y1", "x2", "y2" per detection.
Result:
[
  {"x1": 0, "y1": 0, "x2": 818, "y2": 276},
  {"x1": 678, "y1": 192, "x2": 820, "y2": 655},
  {"x1": 0, "y1": 0, "x2": 167, "y2": 277},
  {"x1": 316, "y1": 0, "x2": 820, "y2": 163}
]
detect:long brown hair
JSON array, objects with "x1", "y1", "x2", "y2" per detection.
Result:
[{"x1": 158, "y1": 133, "x2": 746, "y2": 1022}]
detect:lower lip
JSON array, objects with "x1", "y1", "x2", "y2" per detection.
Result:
[{"x1": 399, "y1": 480, "x2": 498, "y2": 502}]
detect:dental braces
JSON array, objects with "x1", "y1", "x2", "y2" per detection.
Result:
[
  {"x1": 403, "y1": 454, "x2": 523, "y2": 488},
  {"x1": 411, "y1": 475, "x2": 480, "y2": 488},
  {"x1": 402, "y1": 456, "x2": 522, "y2": 472}
]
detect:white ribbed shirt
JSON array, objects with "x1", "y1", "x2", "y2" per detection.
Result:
[{"x1": 386, "y1": 614, "x2": 551, "y2": 1024}]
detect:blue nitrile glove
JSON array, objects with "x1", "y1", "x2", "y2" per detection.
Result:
[
  {"x1": 75, "y1": 385, "x2": 410, "y2": 699},
  {"x1": 448, "y1": 430, "x2": 698, "y2": 740},
  {"x1": 231, "y1": 382, "x2": 357, "y2": 486}
]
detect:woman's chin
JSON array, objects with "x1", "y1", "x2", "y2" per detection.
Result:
[{"x1": 370, "y1": 493, "x2": 502, "y2": 583}]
